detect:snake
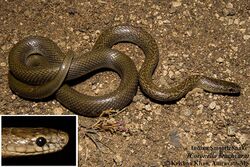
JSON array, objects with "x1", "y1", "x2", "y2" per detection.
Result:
[
  {"x1": 2, "y1": 127, "x2": 69, "y2": 158},
  {"x1": 8, "y1": 25, "x2": 241, "y2": 117}
]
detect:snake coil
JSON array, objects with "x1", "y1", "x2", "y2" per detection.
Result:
[{"x1": 8, "y1": 25, "x2": 240, "y2": 116}]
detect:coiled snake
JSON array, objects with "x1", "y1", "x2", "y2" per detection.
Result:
[
  {"x1": 8, "y1": 25, "x2": 241, "y2": 116},
  {"x1": 2, "y1": 128, "x2": 68, "y2": 157}
]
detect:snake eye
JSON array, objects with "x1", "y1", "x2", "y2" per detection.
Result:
[{"x1": 36, "y1": 137, "x2": 47, "y2": 147}]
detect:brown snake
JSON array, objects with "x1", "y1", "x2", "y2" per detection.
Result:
[
  {"x1": 8, "y1": 25, "x2": 241, "y2": 116},
  {"x1": 2, "y1": 128, "x2": 69, "y2": 157}
]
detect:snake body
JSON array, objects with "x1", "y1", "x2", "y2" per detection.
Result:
[
  {"x1": 2, "y1": 128, "x2": 69, "y2": 157},
  {"x1": 8, "y1": 25, "x2": 240, "y2": 116}
]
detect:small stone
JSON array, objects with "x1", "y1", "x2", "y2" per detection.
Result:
[
  {"x1": 228, "y1": 19, "x2": 234, "y2": 25},
  {"x1": 1, "y1": 44, "x2": 8, "y2": 51},
  {"x1": 169, "y1": 71, "x2": 174, "y2": 79},
  {"x1": 191, "y1": 88, "x2": 203, "y2": 94},
  {"x1": 227, "y1": 126, "x2": 236, "y2": 136},
  {"x1": 144, "y1": 104, "x2": 152, "y2": 111},
  {"x1": 234, "y1": 19, "x2": 239, "y2": 25},
  {"x1": 94, "y1": 89, "x2": 100, "y2": 94},
  {"x1": 236, "y1": 133, "x2": 247, "y2": 144},
  {"x1": 24, "y1": 10, "x2": 31, "y2": 17},
  {"x1": 169, "y1": 130, "x2": 181, "y2": 147},
  {"x1": 113, "y1": 154, "x2": 123, "y2": 166},
  {"x1": 185, "y1": 30, "x2": 192, "y2": 36},
  {"x1": 223, "y1": 8, "x2": 236, "y2": 16},
  {"x1": 0, "y1": 62, "x2": 6, "y2": 67},
  {"x1": 159, "y1": 78, "x2": 166, "y2": 85},
  {"x1": 183, "y1": 107, "x2": 192, "y2": 117},
  {"x1": 198, "y1": 104, "x2": 204, "y2": 110},
  {"x1": 133, "y1": 95, "x2": 143, "y2": 102},
  {"x1": 83, "y1": 35, "x2": 89, "y2": 40},
  {"x1": 142, "y1": 139, "x2": 147, "y2": 144},
  {"x1": 196, "y1": 109, "x2": 203, "y2": 115},
  {"x1": 146, "y1": 116, "x2": 153, "y2": 121},
  {"x1": 154, "y1": 107, "x2": 162, "y2": 115},
  {"x1": 172, "y1": 1, "x2": 182, "y2": 7},
  {"x1": 226, "y1": 2, "x2": 233, "y2": 9},
  {"x1": 135, "y1": 102, "x2": 144, "y2": 111},
  {"x1": 206, "y1": 132, "x2": 213, "y2": 143},
  {"x1": 209, "y1": 101, "x2": 216, "y2": 110},
  {"x1": 243, "y1": 35, "x2": 250, "y2": 40},
  {"x1": 78, "y1": 144, "x2": 83, "y2": 151},
  {"x1": 67, "y1": 7, "x2": 78, "y2": 15},
  {"x1": 53, "y1": 107, "x2": 64, "y2": 115},
  {"x1": 231, "y1": 46, "x2": 238, "y2": 52},
  {"x1": 11, "y1": 95, "x2": 16, "y2": 100}
]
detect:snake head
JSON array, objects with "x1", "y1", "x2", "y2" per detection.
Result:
[
  {"x1": 2, "y1": 128, "x2": 69, "y2": 157},
  {"x1": 199, "y1": 76, "x2": 241, "y2": 95}
]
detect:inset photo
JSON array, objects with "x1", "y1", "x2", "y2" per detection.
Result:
[{"x1": 1, "y1": 115, "x2": 77, "y2": 166}]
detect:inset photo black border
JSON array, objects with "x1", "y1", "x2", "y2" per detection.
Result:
[{"x1": 1, "y1": 115, "x2": 78, "y2": 166}]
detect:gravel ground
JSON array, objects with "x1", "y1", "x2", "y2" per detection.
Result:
[{"x1": 0, "y1": 0, "x2": 249, "y2": 166}]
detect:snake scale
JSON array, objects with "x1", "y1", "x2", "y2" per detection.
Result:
[
  {"x1": 8, "y1": 25, "x2": 241, "y2": 116},
  {"x1": 2, "y1": 128, "x2": 68, "y2": 157}
]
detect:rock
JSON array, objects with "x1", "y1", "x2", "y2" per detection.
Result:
[
  {"x1": 227, "y1": 126, "x2": 236, "y2": 136},
  {"x1": 206, "y1": 132, "x2": 213, "y2": 143},
  {"x1": 172, "y1": 1, "x2": 182, "y2": 7},
  {"x1": 243, "y1": 35, "x2": 250, "y2": 40},
  {"x1": 0, "y1": 62, "x2": 6, "y2": 67},
  {"x1": 144, "y1": 104, "x2": 152, "y2": 111},
  {"x1": 209, "y1": 102, "x2": 216, "y2": 110},
  {"x1": 226, "y1": 2, "x2": 233, "y2": 9},
  {"x1": 236, "y1": 133, "x2": 247, "y2": 144},
  {"x1": 169, "y1": 71, "x2": 174, "y2": 79},
  {"x1": 135, "y1": 102, "x2": 144, "y2": 111},
  {"x1": 53, "y1": 107, "x2": 64, "y2": 115},
  {"x1": 223, "y1": 8, "x2": 236, "y2": 16},
  {"x1": 183, "y1": 107, "x2": 192, "y2": 117},
  {"x1": 114, "y1": 154, "x2": 123, "y2": 166},
  {"x1": 83, "y1": 35, "x2": 89, "y2": 40},
  {"x1": 169, "y1": 130, "x2": 181, "y2": 147},
  {"x1": 216, "y1": 57, "x2": 224, "y2": 63}
]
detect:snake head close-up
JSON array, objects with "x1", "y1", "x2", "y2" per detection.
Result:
[{"x1": 2, "y1": 128, "x2": 69, "y2": 158}]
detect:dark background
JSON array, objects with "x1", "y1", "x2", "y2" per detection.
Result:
[{"x1": 1, "y1": 115, "x2": 77, "y2": 166}]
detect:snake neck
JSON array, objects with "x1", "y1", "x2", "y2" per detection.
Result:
[{"x1": 139, "y1": 75, "x2": 201, "y2": 102}]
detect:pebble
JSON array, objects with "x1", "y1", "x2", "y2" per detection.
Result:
[
  {"x1": 169, "y1": 130, "x2": 181, "y2": 147},
  {"x1": 135, "y1": 102, "x2": 144, "y2": 111},
  {"x1": 169, "y1": 71, "x2": 174, "y2": 79},
  {"x1": 243, "y1": 35, "x2": 250, "y2": 40},
  {"x1": 227, "y1": 126, "x2": 236, "y2": 136},
  {"x1": 53, "y1": 107, "x2": 64, "y2": 114},
  {"x1": 234, "y1": 18, "x2": 239, "y2": 25},
  {"x1": 78, "y1": 144, "x2": 83, "y2": 152},
  {"x1": 183, "y1": 107, "x2": 192, "y2": 117},
  {"x1": 172, "y1": 1, "x2": 182, "y2": 7},
  {"x1": 144, "y1": 104, "x2": 152, "y2": 111},
  {"x1": 1, "y1": 44, "x2": 8, "y2": 51},
  {"x1": 11, "y1": 95, "x2": 17, "y2": 100},
  {"x1": 83, "y1": 35, "x2": 89, "y2": 40},
  {"x1": 113, "y1": 154, "x2": 123, "y2": 166},
  {"x1": 223, "y1": 8, "x2": 236, "y2": 16},
  {"x1": 236, "y1": 133, "x2": 247, "y2": 144},
  {"x1": 216, "y1": 57, "x2": 224, "y2": 63},
  {"x1": 226, "y1": 2, "x2": 233, "y2": 9},
  {"x1": 206, "y1": 132, "x2": 213, "y2": 143},
  {"x1": 0, "y1": 62, "x2": 6, "y2": 67},
  {"x1": 209, "y1": 101, "x2": 216, "y2": 110}
]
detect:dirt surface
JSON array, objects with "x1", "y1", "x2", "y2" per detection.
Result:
[{"x1": 0, "y1": 0, "x2": 249, "y2": 166}]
